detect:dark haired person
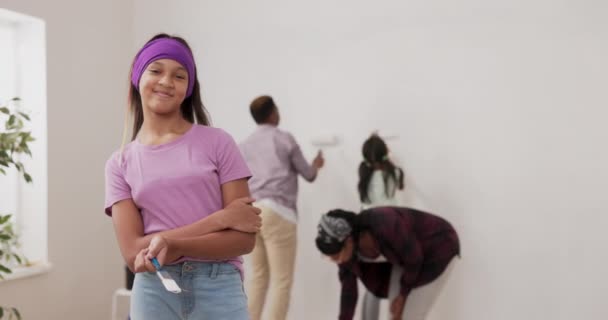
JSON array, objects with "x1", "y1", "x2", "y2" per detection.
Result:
[
  {"x1": 357, "y1": 133, "x2": 406, "y2": 317},
  {"x1": 358, "y1": 133, "x2": 404, "y2": 209},
  {"x1": 105, "y1": 33, "x2": 261, "y2": 319},
  {"x1": 316, "y1": 207, "x2": 460, "y2": 320},
  {"x1": 240, "y1": 95, "x2": 324, "y2": 320}
]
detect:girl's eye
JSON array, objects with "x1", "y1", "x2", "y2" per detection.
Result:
[
  {"x1": 149, "y1": 69, "x2": 160, "y2": 74},
  {"x1": 176, "y1": 74, "x2": 186, "y2": 80}
]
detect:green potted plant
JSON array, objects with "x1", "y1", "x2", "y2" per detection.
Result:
[
  {"x1": 0, "y1": 213, "x2": 25, "y2": 320},
  {"x1": 0, "y1": 97, "x2": 34, "y2": 320}
]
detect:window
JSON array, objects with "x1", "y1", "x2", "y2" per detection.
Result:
[
  {"x1": 0, "y1": 19, "x2": 19, "y2": 231},
  {"x1": 0, "y1": 8, "x2": 48, "y2": 277}
]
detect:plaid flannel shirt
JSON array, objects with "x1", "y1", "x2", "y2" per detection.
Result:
[{"x1": 337, "y1": 207, "x2": 460, "y2": 320}]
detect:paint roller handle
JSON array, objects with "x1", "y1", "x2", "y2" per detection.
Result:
[{"x1": 151, "y1": 257, "x2": 162, "y2": 271}]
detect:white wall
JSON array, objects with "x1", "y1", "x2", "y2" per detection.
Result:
[
  {"x1": 133, "y1": 1, "x2": 608, "y2": 319},
  {"x1": 0, "y1": 1, "x2": 133, "y2": 319}
]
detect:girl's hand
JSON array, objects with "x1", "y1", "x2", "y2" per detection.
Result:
[
  {"x1": 145, "y1": 235, "x2": 181, "y2": 267},
  {"x1": 219, "y1": 197, "x2": 262, "y2": 233},
  {"x1": 133, "y1": 248, "x2": 155, "y2": 273},
  {"x1": 390, "y1": 294, "x2": 406, "y2": 320}
]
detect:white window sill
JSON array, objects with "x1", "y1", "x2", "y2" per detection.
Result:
[{"x1": 0, "y1": 261, "x2": 52, "y2": 283}]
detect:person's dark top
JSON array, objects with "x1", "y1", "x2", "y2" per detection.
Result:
[{"x1": 337, "y1": 206, "x2": 460, "y2": 320}]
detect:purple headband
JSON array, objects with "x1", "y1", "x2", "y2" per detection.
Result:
[{"x1": 131, "y1": 38, "x2": 196, "y2": 97}]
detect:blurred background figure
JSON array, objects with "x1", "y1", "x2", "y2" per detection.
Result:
[
  {"x1": 357, "y1": 133, "x2": 406, "y2": 319},
  {"x1": 316, "y1": 207, "x2": 460, "y2": 320},
  {"x1": 240, "y1": 95, "x2": 324, "y2": 320},
  {"x1": 359, "y1": 133, "x2": 405, "y2": 210}
]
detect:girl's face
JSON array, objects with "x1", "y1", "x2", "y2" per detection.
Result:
[
  {"x1": 138, "y1": 59, "x2": 188, "y2": 116},
  {"x1": 328, "y1": 237, "x2": 354, "y2": 265}
]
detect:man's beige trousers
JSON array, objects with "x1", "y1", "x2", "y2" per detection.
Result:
[{"x1": 247, "y1": 204, "x2": 297, "y2": 320}]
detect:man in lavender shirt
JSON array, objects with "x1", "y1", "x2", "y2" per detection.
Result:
[{"x1": 240, "y1": 95, "x2": 324, "y2": 320}]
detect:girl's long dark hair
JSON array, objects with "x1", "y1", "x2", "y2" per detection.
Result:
[
  {"x1": 127, "y1": 33, "x2": 210, "y2": 141},
  {"x1": 357, "y1": 135, "x2": 404, "y2": 203}
]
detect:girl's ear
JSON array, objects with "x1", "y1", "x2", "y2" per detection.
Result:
[
  {"x1": 346, "y1": 236, "x2": 354, "y2": 246},
  {"x1": 344, "y1": 236, "x2": 355, "y2": 251},
  {"x1": 344, "y1": 236, "x2": 355, "y2": 259}
]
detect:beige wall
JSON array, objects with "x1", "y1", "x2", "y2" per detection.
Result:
[{"x1": 0, "y1": 1, "x2": 132, "y2": 319}]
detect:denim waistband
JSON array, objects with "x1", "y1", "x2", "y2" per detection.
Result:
[{"x1": 161, "y1": 261, "x2": 238, "y2": 278}]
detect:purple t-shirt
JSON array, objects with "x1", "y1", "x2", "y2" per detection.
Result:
[{"x1": 104, "y1": 124, "x2": 251, "y2": 269}]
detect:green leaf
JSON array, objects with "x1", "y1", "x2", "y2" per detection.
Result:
[
  {"x1": 23, "y1": 173, "x2": 32, "y2": 183},
  {"x1": 0, "y1": 107, "x2": 8, "y2": 114},
  {"x1": 0, "y1": 263, "x2": 12, "y2": 273},
  {"x1": 13, "y1": 254, "x2": 21, "y2": 264},
  {"x1": 12, "y1": 308, "x2": 20, "y2": 320},
  {"x1": 0, "y1": 307, "x2": 3, "y2": 318},
  {"x1": 0, "y1": 215, "x2": 11, "y2": 224},
  {"x1": 17, "y1": 112, "x2": 30, "y2": 121},
  {"x1": 10, "y1": 97, "x2": 20, "y2": 101},
  {"x1": 0, "y1": 234, "x2": 10, "y2": 240}
]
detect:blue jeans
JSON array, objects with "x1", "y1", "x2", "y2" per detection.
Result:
[{"x1": 130, "y1": 261, "x2": 248, "y2": 320}]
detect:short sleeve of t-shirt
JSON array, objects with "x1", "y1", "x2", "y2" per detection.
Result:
[
  {"x1": 215, "y1": 129, "x2": 252, "y2": 184},
  {"x1": 104, "y1": 151, "x2": 132, "y2": 215}
]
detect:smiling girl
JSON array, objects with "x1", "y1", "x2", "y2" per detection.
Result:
[{"x1": 104, "y1": 34, "x2": 261, "y2": 319}]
